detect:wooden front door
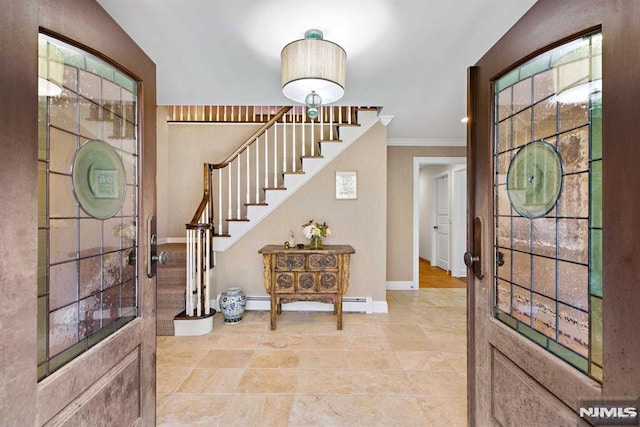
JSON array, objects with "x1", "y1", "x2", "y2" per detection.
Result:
[
  {"x1": 0, "y1": 2, "x2": 157, "y2": 425},
  {"x1": 467, "y1": 1, "x2": 640, "y2": 425}
]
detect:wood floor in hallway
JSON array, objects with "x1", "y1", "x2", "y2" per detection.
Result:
[{"x1": 419, "y1": 258, "x2": 466, "y2": 289}]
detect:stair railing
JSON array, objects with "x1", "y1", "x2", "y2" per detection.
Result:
[{"x1": 184, "y1": 105, "x2": 359, "y2": 318}]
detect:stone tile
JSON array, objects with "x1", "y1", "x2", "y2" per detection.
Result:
[
  {"x1": 357, "y1": 395, "x2": 433, "y2": 426},
  {"x1": 260, "y1": 334, "x2": 303, "y2": 349},
  {"x1": 298, "y1": 349, "x2": 350, "y2": 369},
  {"x1": 299, "y1": 334, "x2": 348, "y2": 349},
  {"x1": 417, "y1": 396, "x2": 468, "y2": 427},
  {"x1": 348, "y1": 350, "x2": 401, "y2": 370},
  {"x1": 351, "y1": 370, "x2": 415, "y2": 395},
  {"x1": 290, "y1": 395, "x2": 360, "y2": 426},
  {"x1": 296, "y1": 369, "x2": 353, "y2": 394},
  {"x1": 177, "y1": 368, "x2": 245, "y2": 394},
  {"x1": 248, "y1": 349, "x2": 300, "y2": 369},
  {"x1": 394, "y1": 350, "x2": 462, "y2": 372},
  {"x1": 408, "y1": 370, "x2": 467, "y2": 397},
  {"x1": 221, "y1": 394, "x2": 293, "y2": 427},
  {"x1": 345, "y1": 335, "x2": 392, "y2": 351},
  {"x1": 156, "y1": 394, "x2": 231, "y2": 426},
  {"x1": 196, "y1": 350, "x2": 254, "y2": 368},
  {"x1": 156, "y1": 367, "x2": 192, "y2": 393},
  {"x1": 157, "y1": 347, "x2": 209, "y2": 368},
  {"x1": 237, "y1": 369, "x2": 297, "y2": 393},
  {"x1": 208, "y1": 333, "x2": 265, "y2": 350},
  {"x1": 156, "y1": 393, "x2": 171, "y2": 410}
]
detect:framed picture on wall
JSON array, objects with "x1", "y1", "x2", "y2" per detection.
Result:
[{"x1": 336, "y1": 171, "x2": 357, "y2": 200}]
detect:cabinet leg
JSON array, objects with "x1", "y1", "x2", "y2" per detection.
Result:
[
  {"x1": 336, "y1": 295, "x2": 343, "y2": 330},
  {"x1": 270, "y1": 296, "x2": 277, "y2": 330},
  {"x1": 277, "y1": 302, "x2": 282, "y2": 315}
]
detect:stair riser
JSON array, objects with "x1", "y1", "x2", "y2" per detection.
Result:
[{"x1": 157, "y1": 293, "x2": 185, "y2": 310}]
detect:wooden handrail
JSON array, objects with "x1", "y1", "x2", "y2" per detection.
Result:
[
  {"x1": 211, "y1": 106, "x2": 292, "y2": 169},
  {"x1": 187, "y1": 163, "x2": 212, "y2": 227}
]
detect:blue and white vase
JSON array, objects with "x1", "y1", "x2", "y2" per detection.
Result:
[{"x1": 219, "y1": 287, "x2": 246, "y2": 324}]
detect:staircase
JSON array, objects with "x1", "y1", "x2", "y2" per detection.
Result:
[
  {"x1": 156, "y1": 243, "x2": 187, "y2": 336},
  {"x1": 160, "y1": 104, "x2": 380, "y2": 334}
]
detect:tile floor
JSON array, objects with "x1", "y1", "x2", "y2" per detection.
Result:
[{"x1": 156, "y1": 289, "x2": 467, "y2": 426}]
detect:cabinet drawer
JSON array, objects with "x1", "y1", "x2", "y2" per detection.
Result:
[
  {"x1": 318, "y1": 272, "x2": 338, "y2": 292},
  {"x1": 275, "y1": 253, "x2": 305, "y2": 271},
  {"x1": 307, "y1": 254, "x2": 338, "y2": 270},
  {"x1": 293, "y1": 272, "x2": 339, "y2": 293},
  {"x1": 296, "y1": 272, "x2": 316, "y2": 293},
  {"x1": 275, "y1": 272, "x2": 295, "y2": 292}
]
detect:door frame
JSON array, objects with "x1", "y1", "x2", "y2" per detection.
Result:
[
  {"x1": 431, "y1": 171, "x2": 450, "y2": 271},
  {"x1": 467, "y1": 0, "x2": 640, "y2": 425},
  {"x1": 412, "y1": 156, "x2": 466, "y2": 289},
  {"x1": 0, "y1": 1, "x2": 157, "y2": 425}
]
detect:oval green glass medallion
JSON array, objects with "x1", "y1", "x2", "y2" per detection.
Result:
[
  {"x1": 71, "y1": 139, "x2": 127, "y2": 219},
  {"x1": 506, "y1": 140, "x2": 563, "y2": 218}
]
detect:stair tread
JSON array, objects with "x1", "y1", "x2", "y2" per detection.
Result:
[
  {"x1": 282, "y1": 170, "x2": 304, "y2": 175},
  {"x1": 263, "y1": 187, "x2": 287, "y2": 190},
  {"x1": 301, "y1": 155, "x2": 323, "y2": 159},
  {"x1": 319, "y1": 139, "x2": 342, "y2": 143},
  {"x1": 245, "y1": 202, "x2": 268, "y2": 206}
]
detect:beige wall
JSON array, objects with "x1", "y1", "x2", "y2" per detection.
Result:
[
  {"x1": 386, "y1": 146, "x2": 466, "y2": 282},
  {"x1": 156, "y1": 106, "x2": 261, "y2": 237},
  {"x1": 213, "y1": 122, "x2": 387, "y2": 301}
]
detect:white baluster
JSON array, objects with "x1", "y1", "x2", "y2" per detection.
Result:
[
  {"x1": 246, "y1": 147, "x2": 250, "y2": 205},
  {"x1": 180, "y1": 105, "x2": 184, "y2": 121},
  {"x1": 186, "y1": 229, "x2": 191, "y2": 315},
  {"x1": 209, "y1": 105, "x2": 212, "y2": 122},
  {"x1": 348, "y1": 106, "x2": 352, "y2": 124},
  {"x1": 302, "y1": 107, "x2": 306, "y2": 157},
  {"x1": 311, "y1": 113, "x2": 315, "y2": 156},
  {"x1": 205, "y1": 227, "x2": 210, "y2": 314},
  {"x1": 218, "y1": 169, "x2": 222, "y2": 235},
  {"x1": 172, "y1": 105, "x2": 176, "y2": 121},
  {"x1": 283, "y1": 115, "x2": 287, "y2": 173},
  {"x1": 264, "y1": 130, "x2": 269, "y2": 188},
  {"x1": 227, "y1": 165, "x2": 232, "y2": 222},
  {"x1": 236, "y1": 158, "x2": 241, "y2": 218},
  {"x1": 216, "y1": 106, "x2": 220, "y2": 122},
  {"x1": 330, "y1": 107, "x2": 334, "y2": 140},
  {"x1": 320, "y1": 106, "x2": 324, "y2": 141},
  {"x1": 273, "y1": 124, "x2": 278, "y2": 187},
  {"x1": 339, "y1": 106, "x2": 342, "y2": 124},
  {"x1": 196, "y1": 230, "x2": 202, "y2": 316},
  {"x1": 292, "y1": 108, "x2": 297, "y2": 172},
  {"x1": 255, "y1": 138, "x2": 260, "y2": 202}
]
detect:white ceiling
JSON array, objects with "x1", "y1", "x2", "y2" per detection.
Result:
[{"x1": 96, "y1": 0, "x2": 536, "y2": 142}]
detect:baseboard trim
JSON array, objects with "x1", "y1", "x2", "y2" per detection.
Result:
[
  {"x1": 386, "y1": 281, "x2": 417, "y2": 290},
  {"x1": 158, "y1": 237, "x2": 186, "y2": 245},
  {"x1": 215, "y1": 295, "x2": 388, "y2": 314}
]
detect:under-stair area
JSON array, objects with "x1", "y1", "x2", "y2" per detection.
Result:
[{"x1": 156, "y1": 243, "x2": 187, "y2": 336}]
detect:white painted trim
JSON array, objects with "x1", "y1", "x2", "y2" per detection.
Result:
[
  {"x1": 158, "y1": 237, "x2": 186, "y2": 245},
  {"x1": 385, "y1": 281, "x2": 416, "y2": 290},
  {"x1": 233, "y1": 296, "x2": 388, "y2": 314},
  {"x1": 174, "y1": 316, "x2": 214, "y2": 336},
  {"x1": 451, "y1": 167, "x2": 468, "y2": 278},
  {"x1": 388, "y1": 138, "x2": 466, "y2": 147},
  {"x1": 413, "y1": 157, "x2": 466, "y2": 291},
  {"x1": 378, "y1": 115, "x2": 394, "y2": 126}
]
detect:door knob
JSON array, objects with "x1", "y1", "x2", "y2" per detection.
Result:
[
  {"x1": 464, "y1": 252, "x2": 479, "y2": 267},
  {"x1": 153, "y1": 251, "x2": 168, "y2": 265},
  {"x1": 433, "y1": 226, "x2": 439, "y2": 230}
]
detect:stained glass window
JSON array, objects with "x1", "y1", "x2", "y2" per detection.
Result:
[
  {"x1": 493, "y1": 33, "x2": 602, "y2": 382},
  {"x1": 37, "y1": 34, "x2": 139, "y2": 380}
]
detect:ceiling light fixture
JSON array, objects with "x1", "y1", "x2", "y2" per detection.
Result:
[{"x1": 281, "y1": 29, "x2": 346, "y2": 118}]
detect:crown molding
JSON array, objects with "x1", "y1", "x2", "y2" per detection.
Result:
[
  {"x1": 387, "y1": 138, "x2": 466, "y2": 147},
  {"x1": 378, "y1": 115, "x2": 394, "y2": 126}
]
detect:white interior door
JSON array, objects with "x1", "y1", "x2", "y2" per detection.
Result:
[{"x1": 435, "y1": 174, "x2": 449, "y2": 270}]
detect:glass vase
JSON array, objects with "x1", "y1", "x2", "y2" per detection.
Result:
[{"x1": 309, "y1": 235, "x2": 323, "y2": 249}]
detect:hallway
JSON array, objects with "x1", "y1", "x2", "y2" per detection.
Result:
[{"x1": 156, "y1": 289, "x2": 467, "y2": 426}]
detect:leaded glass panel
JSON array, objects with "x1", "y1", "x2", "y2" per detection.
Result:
[
  {"x1": 493, "y1": 33, "x2": 602, "y2": 382},
  {"x1": 37, "y1": 34, "x2": 139, "y2": 380}
]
